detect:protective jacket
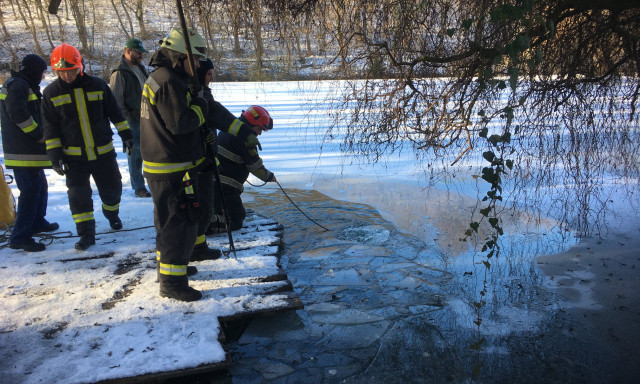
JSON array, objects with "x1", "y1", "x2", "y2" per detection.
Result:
[
  {"x1": 217, "y1": 130, "x2": 273, "y2": 193},
  {"x1": 201, "y1": 86, "x2": 253, "y2": 140},
  {"x1": 110, "y1": 56, "x2": 148, "y2": 122},
  {"x1": 42, "y1": 73, "x2": 132, "y2": 163},
  {"x1": 0, "y1": 71, "x2": 51, "y2": 169},
  {"x1": 140, "y1": 49, "x2": 208, "y2": 180}
]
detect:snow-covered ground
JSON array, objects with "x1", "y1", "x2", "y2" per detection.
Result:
[{"x1": 1, "y1": 76, "x2": 638, "y2": 382}]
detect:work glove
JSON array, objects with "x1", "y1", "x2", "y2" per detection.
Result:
[
  {"x1": 201, "y1": 126, "x2": 216, "y2": 145},
  {"x1": 52, "y1": 159, "x2": 68, "y2": 176},
  {"x1": 123, "y1": 138, "x2": 134, "y2": 156},
  {"x1": 188, "y1": 77, "x2": 201, "y2": 96},
  {"x1": 267, "y1": 172, "x2": 277, "y2": 183},
  {"x1": 246, "y1": 133, "x2": 262, "y2": 151}
]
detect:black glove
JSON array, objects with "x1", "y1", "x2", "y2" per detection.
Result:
[
  {"x1": 267, "y1": 172, "x2": 277, "y2": 182},
  {"x1": 201, "y1": 126, "x2": 216, "y2": 145},
  {"x1": 246, "y1": 133, "x2": 262, "y2": 151},
  {"x1": 188, "y1": 77, "x2": 201, "y2": 96},
  {"x1": 123, "y1": 138, "x2": 134, "y2": 156},
  {"x1": 52, "y1": 159, "x2": 68, "y2": 176}
]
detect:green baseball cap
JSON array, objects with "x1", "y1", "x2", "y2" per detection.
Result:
[{"x1": 125, "y1": 38, "x2": 147, "y2": 53}]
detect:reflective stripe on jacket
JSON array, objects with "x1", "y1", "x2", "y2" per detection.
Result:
[
  {"x1": 42, "y1": 74, "x2": 132, "y2": 162},
  {"x1": 0, "y1": 72, "x2": 51, "y2": 169}
]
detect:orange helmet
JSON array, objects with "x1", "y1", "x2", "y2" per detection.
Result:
[
  {"x1": 241, "y1": 105, "x2": 272, "y2": 130},
  {"x1": 51, "y1": 43, "x2": 82, "y2": 71}
]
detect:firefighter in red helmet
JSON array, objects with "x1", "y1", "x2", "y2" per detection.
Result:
[
  {"x1": 210, "y1": 105, "x2": 276, "y2": 234},
  {"x1": 42, "y1": 43, "x2": 133, "y2": 250}
]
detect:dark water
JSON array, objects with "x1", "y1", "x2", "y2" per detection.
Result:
[{"x1": 180, "y1": 187, "x2": 617, "y2": 384}]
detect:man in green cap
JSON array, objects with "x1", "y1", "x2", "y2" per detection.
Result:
[{"x1": 110, "y1": 38, "x2": 150, "y2": 198}]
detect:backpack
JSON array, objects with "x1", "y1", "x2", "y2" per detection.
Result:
[{"x1": 0, "y1": 164, "x2": 16, "y2": 229}]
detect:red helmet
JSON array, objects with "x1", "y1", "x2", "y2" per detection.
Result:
[
  {"x1": 241, "y1": 105, "x2": 272, "y2": 130},
  {"x1": 51, "y1": 43, "x2": 82, "y2": 71}
]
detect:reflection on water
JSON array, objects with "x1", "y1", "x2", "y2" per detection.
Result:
[{"x1": 220, "y1": 183, "x2": 606, "y2": 383}]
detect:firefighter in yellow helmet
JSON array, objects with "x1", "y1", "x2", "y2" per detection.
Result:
[
  {"x1": 42, "y1": 43, "x2": 133, "y2": 250},
  {"x1": 140, "y1": 28, "x2": 211, "y2": 301}
]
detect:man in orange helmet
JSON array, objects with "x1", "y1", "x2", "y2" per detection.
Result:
[
  {"x1": 42, "y1": 43, "x2": 133, "y2": 250},
  {"x1": 210, "y1": 105, "x2": 276, "y2": 233}
]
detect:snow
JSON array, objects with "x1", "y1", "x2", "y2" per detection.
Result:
[{"x1": 1, "y1": 76, "x2": 638, "y2": 383}]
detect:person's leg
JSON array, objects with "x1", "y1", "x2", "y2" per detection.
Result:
[
  {"x1": 32, "y1": 169, "x2": 58, "y2": 233},
  {"x1": 127, "y1": 119, "x2": 147, "y2": 194},
  {"x1": 225, "y1": 189, "x2": 246, "y2": 231},
  {"x1": 149, "y1": 174, "x2": 201, "y2": 301},
  {"x1": 66, "y1": 160, "x2": 96, "y2": 250},
  {"x1": 191, "y1": 170, "x2": 221, "y2": 261},
  {"x1": 91, "y1": 155, "x2": 123, "y2": 229},
  {"x1": 9, "y1": 168, "x2": 45, "y2": 251}
]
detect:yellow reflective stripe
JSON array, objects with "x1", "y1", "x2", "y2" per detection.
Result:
[
  {"x1": 63, "y1": 147, "x2": 82, "y2": 156},
  {"x1": 229, "y1": 119, "x2": 242, "y2": 136},
  {"x1": 114, "y1": 120, "x2": 129, "y2": 132},
  {"x1": 5, "y1": 159, "x2": 52, "y2": 167},
  {"x1": 190, "y1": 104, "x2": 205, "y2": 126},
  {"x1": 159, "y1": 262, "x2": 187, "y2": 276},
  {"x1": 183, "y1": 172, "x2": 195, "y2": 195},
  {"x1": 142, "y1": 83, "x2": 156, "y2": 105},
  {"x1": 72, "y1": 212, "x2": 94, "y2": 223},
  {"x1": 186, "y1": 92, "x2": 192, "y2": 104},
  {"x1": 51, "y1": 94, "x2": 72, "y2": 107},
  {"x1": 86, "y1": 91, "x2": 103, "y2": 101},
  {"x1": 195, "y1": 234, "x2": 205, "y2": 246},
  {"x1": 143, "y1": 157, "x2": 207, "y2": 174},
  {"x1": 102, "y1": 202, "x2": 119, "y2": 212},
  {"x1": 46, "y1": 138, "x2": 62, "y2": 150},
  {"x1": 0, "y1": 93, "x2": 6, "y2": 101},
  {"x1": 28, "y1": 93, "x2": 38, "y2": 101},
  {"x1": 97, "y1": 142, "x2": 114, "y2": 155},
  {"x1": 18, "y1": 117, "x2": 37, "y2": 133},
  {"x1": 74, "y1": 88, "x2": 96, "y2": 161},
  {"x1": 4, "y1": 154, "x2": 52, "y2": 167}
]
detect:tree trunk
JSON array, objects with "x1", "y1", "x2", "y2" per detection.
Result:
[
  {"x1": 134, "y1": 0, "x2": 148, "y2": 39},
  {"x1": 69, "y1": 0, "x2": 89, "y2": 52},
  {"x1": 17, "y1": 0, "x2": 45, "y2": 57},
  {"x1": 250, "y1": 4, "x2": 264, "y2": 71},
  {"x1": 110, "y1": 0, "x2": 131, "y2": 39}
]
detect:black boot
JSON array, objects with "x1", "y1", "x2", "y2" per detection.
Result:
[
  {"x1": 34, "y1": 222, "x2": 60, "y2": 233},
  {"x1": 159, "y1": 274, "x2": 202, "y2": 302},
  {"x1": 109, "y1": 217, "x2": 123, "y2": 230},
  {"x1": 75, "y1": 235, "x2": 95, "y2": 250},
  {"x1": 9, "y1": 238, "x2": 45, "y2": 252},
  {"x1": 190, "y1": 242, "x2": 222, "y2": 261},
  {"x1": 75, "y1": 221, "x2": 96, "y2": 251}
]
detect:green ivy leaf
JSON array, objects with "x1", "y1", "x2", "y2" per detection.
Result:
[
  {"x1": 462, "y1": 18, "x2": 473, "y2": 30},
  {"x1": 446, "y1": 28, "x2": 456, "y2": 37},
  {"x1": 482, "y1": 151, "x2": 495, "y2": 162}
]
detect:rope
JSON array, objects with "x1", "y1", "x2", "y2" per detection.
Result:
[
  {"x1": 274, "y1": 180, "x2": 330, "y2": 231},
  {"x1": 1, "y1": 225, "x2": 156, "y2": 249}
]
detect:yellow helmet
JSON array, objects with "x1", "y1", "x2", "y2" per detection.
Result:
[{"x1": 160, "y1": 28, "x2": 206, "y2": 59}]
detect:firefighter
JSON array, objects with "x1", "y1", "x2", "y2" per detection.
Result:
[
  {"x1": 42, "y1": 43, "x2": 133, "y2": 251},
  {"x1": 139, "y1": 27, "x2": 212, "y2": 302},
  {"x1": 191, "y1": 58, "x2": 260, "y2": 261},
  {"x1": 211, "y1": 106, "x2": 276, "y2": 233},
  {"x1": 0, "y1": 54, "x2": 59, "y2": 252}
]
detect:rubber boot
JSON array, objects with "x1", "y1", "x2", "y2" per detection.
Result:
[
  {"x1": 159, "y1": 274, "x2": 202, "y2": 302},
  {"x1": 75, "y1": 221, "x2": 96, "y2": 251},
  {"x1": 156, "y1": 251, "x2": 197, "y2": 278},
  {"x1": 190, "y1": 242, "x2": 222, "y2": 261}
]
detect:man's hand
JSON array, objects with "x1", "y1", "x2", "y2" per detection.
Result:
[
  {"x1": 267, "y1": 173, "x2": 277, "y2": 183},
  {"x1": 123, "y1": 138, "x2": 134, "y2": 155},
  {"x1": 52, "y1": 159, "x2": 68, "y2": 176},
  {"x1": 246, "y1": 133, "x2": 262, "y2": 151}
]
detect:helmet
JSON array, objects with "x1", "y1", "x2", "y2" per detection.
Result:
[
  {"x1": 51, "y1": 43, "x2": 82, "y2": 71},
  {"x1": 160, "y1": 28, "x2": 207, "y2": 59},
  {"x1": 241, "y1": 106, "x2": 272, "y2": 130}
]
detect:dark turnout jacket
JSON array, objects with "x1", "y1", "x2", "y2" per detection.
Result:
[
  {"x1": 110, "y1": 56, "x2": 148, "y2": 122},
  {"x1": 42, "y1": 73, "x2": 132, "y2": 163},
  {"x1": 217, "y1": 129, "x2": 273, "y2": 193},
  {"x1": 0, "y1": 71, "x2": 51, "y2": 169},
  {"x1": 140, "y1": 49, "x2": 207, "y2": 179}
]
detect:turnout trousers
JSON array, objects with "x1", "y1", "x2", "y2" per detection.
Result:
[
  {"x1": 213, "y1": 181, "x2": 246, "y2": 231},
  {"x1": 66, "y1": 155, "x2": 122, "y2": 236},
  {"x1": 148, "y1": 172, "x2": 198, "y2": 270},
  {"x1": 196, "y1": 169, "x2": 214, "y2": 246}
]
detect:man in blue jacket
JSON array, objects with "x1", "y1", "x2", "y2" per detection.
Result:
[{"x1": 0, "y1": 54, "x2": 59, "y2": 252}]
